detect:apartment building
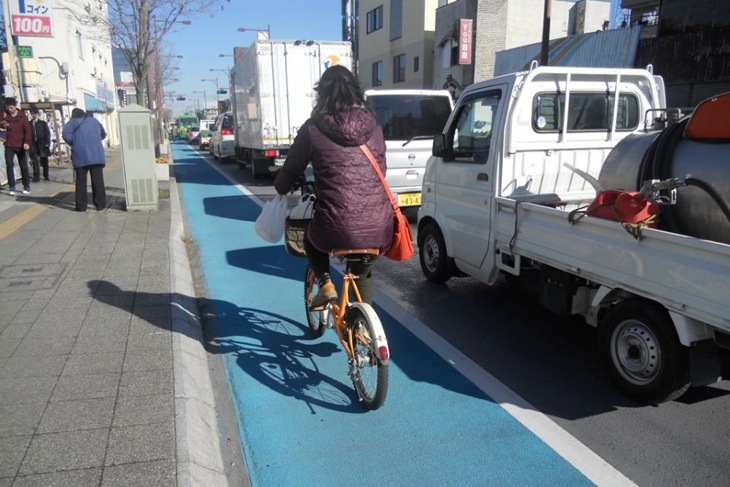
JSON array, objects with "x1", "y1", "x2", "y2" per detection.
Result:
[
  {"x1": 357, "y1": 0, "x2": 609, "y2": 94},
  {"x1": 358, "y1": 0, "x2": 441, "y2": 90},
  {"x1": 1, "y1": 0, "x2": 118, "y2": 145},
  {"x1": 434, "y1": 0, "x2": 610, "y2": 95}
]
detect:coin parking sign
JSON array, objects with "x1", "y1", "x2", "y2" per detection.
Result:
[{"x1": 10, "y1": 0, "x2": 54, "y2": 38}]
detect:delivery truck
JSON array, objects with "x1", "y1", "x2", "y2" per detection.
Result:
[{"x1": 230, "y1": 39, "x2": 352, "y2": 178}]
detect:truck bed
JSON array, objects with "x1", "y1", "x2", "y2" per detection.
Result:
[{"x1": 494, "y1": 196, "x2": 730, "y2": 332}]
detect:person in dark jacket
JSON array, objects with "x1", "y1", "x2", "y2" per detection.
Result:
[
  {"x1": 62, "y1": 108, "x2": 107, "y2": 211},
  {"x1": 29, "y1": 107, "x2": 52, "y2": 181},
  {"x1": 2, "y1": 97, "x2": 32, "y2": 195},
  {"x1": 274, "y1": 65, "x2": 392, "y2": 306}
]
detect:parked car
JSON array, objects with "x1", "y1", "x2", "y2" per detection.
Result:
[
  {"x1": 210, "y1": 112, "x2": 235, "y2": 161},
  {"x1": 198, "y1": 129, "x2": 212, "y2": 150}
]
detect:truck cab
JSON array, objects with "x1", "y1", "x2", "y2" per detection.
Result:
[{"x1": 418, "y1": 66, "x2": 665, "y2": 284}]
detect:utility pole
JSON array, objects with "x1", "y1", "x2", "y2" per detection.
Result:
[{"x1": 540, "y1": 0, "x2": 552, "y2": 66}]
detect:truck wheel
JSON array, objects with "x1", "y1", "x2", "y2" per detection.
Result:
[
  {"x1": 251, "y1": 159, "x2": 263, "y2": 179},
  {"x1": 418, "y1": 222, "x2": 451, "y2": 284},
  {"x1": 599, "y1": 300, "x2": 690, "y2": 403}
]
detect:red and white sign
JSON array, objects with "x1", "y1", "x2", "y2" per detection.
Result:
[
  {"x1": 10, "y1": 15, "x2": 53, "y2": 37},
  {"x1": 10, "y1": 0, "x2": 54, "y2": 37},
  {"x1": 459, "y1": 19, "x2": 473, "y2": 65}
]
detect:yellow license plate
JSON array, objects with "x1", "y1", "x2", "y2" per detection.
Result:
[{"x1": 397, "y1": 192, "x2": 421, "y2": 207}]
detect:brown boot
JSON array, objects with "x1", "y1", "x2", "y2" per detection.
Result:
[{"x1": 311, "y1": 280, "x2": 337, "y2": 308}]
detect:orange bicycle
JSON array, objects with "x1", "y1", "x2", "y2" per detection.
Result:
[{"x1": 304, "y1": 251, "x2": 390, "y2": 410}]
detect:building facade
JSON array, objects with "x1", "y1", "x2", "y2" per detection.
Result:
[
  {"x1": 355, "y1": 0, "x2": 610, "y2": 95},
  {"x1": 358, "y1": 0, "x2": 441, "y2": 90},
  {"x1": 433, "y1": 0, "x2": 611, "y2": 96},
  {"x1": 1, "y1": 0, "x2": 118, "y2": 145}
]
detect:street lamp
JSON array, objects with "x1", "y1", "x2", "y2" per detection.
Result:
[
  {"x1": 201, "y1": 78, "x2": 220, "y2": 114},
  {"x1": 193, "y1": 90, "x2": 207, "y2": 113},
  {"x1": 237, "y1": 25, "x2": 271, "y2": 39},
  {"x1": 219, "y1": 54, "x2": 234, "y2": 58}
]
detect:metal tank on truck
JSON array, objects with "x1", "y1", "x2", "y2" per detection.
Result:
[
  {"x1": 599, "y1": 92, "x2": 730, "y2": 244},
  {"x1": 230, "y1": 39, "x2": 352, "y2": 179}
]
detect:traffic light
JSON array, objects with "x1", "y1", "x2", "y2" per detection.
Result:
[
  {"x1": 117, "y1": 89, "x2": 127, "y2": 107},
  {"x1": 176, "y1": 95, "x2": 186, "y2": 101}
]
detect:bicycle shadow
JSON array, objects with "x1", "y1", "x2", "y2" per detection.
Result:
[
  {"x1": 86, "y1": 279, "x2": 364, "y2": 413},
  {"x1": 199, "y1": 299, "x2": 368, "y2": 414}
]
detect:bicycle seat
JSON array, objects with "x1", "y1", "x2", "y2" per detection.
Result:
[{"x1": 331, "y1": 248, "x2": 380, "y2": 257}]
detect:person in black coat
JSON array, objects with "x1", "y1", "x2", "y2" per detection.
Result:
[{"x1": 29, "y1": 107, "x2": 52, "y2": 181}]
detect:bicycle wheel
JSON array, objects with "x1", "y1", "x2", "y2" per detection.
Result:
[
  {"x1": 347, "y1": 304, "x2": 389, "y2": 410},
  {"x1": 304, "y1": 266, "x2": 327, "y2": 338}
]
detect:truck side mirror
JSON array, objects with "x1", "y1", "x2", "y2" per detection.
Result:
[{"x1": 432, "y1": 134, "x2": 451, "y2": 159}]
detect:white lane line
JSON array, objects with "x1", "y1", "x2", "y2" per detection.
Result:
[{"x1": 373, "y1": 277, "x2": 637, "y2": 487}]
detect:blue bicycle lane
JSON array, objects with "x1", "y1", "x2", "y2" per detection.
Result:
[{"x1": 172, "y1": 143, "x2": 626, "y2": 487}]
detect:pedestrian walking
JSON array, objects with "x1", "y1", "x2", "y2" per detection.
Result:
[
  {"x1": 62, "y1": 108, "x2": 107, "y2": 212},
  {"x1": 29, "y1": 107, "x2": 52, "y2": 181},
  {"x1": 1, "y1": 97, "x2": 32, "y2": 195}
]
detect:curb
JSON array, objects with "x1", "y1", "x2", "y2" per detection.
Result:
[{"x1": 169, "y1": 174, "x2": 229, "y2": 486}]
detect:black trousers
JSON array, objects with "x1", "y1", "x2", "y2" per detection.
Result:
[
  {"x1": 29, "y1": 143, "x2": 49, "y2": 180},
  {"x1": 4, "y1": 146, "x2": 30, "y2": 189},
  {"x1": 74, "y1": 165, "x2": 106, "y2": 210},
  {"x1": 304, "y1": 235, "x2": 377, "y2": 305}
]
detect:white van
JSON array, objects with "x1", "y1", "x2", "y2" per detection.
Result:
[{"x1": 365, "y1": 89, "x2": 454, "y2": 207}]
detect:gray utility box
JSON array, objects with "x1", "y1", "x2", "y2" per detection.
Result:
[{"x1": 118, "y1": 104, "x2": 158, "y2": 211}]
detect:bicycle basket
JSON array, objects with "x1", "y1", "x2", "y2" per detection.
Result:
[{"x1": 284, "y1": 194, "x2": 315, "y2": 257}]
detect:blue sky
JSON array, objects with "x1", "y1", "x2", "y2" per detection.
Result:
[
  {"x1": 164, "y1": 0, "x2": 342, "y2": 116},
  {"x1": 165, "y1": 0, "x2": 624, "y2": 117}
]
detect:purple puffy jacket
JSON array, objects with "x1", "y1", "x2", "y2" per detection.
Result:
[{"x1": 274, "y1": 107, "x2": 393, "y2": 253}]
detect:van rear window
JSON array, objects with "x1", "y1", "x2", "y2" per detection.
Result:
[
  {"x1": 533, "y1": 93, "x2": 639, "y2": 132},
  {"x1": 368, "y1": 95, "x2": 452, "y2": 141}
]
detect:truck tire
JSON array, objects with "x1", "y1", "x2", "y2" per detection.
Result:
[
  {"x1": 599, "y1": 299, "x2": 690, "y2": 404},
  {"x1": 251, "y1": 159, "x2": 263, "y2": 179},
  {"x1": 418, "y1": 222, "x2": 451, "y2": 284}
]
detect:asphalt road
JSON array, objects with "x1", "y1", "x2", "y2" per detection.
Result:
[{"x1": 194, "y1": 143, "x2": 730, "y2": 487}]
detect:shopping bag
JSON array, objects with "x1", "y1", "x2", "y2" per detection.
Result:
[
  {"x1": 384, "y1": 207, "x2": 414, "y2": 261},
  {"x1": 255, "y1": 195, "x2": 287, "y2": 243}
]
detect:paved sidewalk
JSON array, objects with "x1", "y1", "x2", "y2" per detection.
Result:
[{"x1": 0, "y1": 149, "x2": 227, "y2": 486}]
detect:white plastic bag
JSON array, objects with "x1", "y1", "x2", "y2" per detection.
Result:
[{"x1": 255, "y1": 195, "x2": 287, "y2": 243}]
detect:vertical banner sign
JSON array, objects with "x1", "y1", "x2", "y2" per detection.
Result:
[
  {"x1": 459, "y1": 19, "x2": 473, "y2": 65},
  {"x1": 10, "y1": 0, "x2": 54, "y2": 37}
]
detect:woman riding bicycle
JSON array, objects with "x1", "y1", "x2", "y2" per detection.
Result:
[{"x1": 274, "y1": 65, "x2": 392, "y2": 308}]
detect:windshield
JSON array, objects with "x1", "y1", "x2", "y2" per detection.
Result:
[{"x1": 367, "y1": 94, "x2": 452, "y2": 141}]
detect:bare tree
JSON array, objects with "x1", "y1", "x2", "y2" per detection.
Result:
[{"x1": 77, "y1": 0, "x2": 230, "y2": 106}]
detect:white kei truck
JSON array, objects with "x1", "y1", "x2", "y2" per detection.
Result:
[
  {"x1": 229, "y1": 39, "x2": 352, "y2": 179},
  {"x1": 417, "y1": 65, "x2": 730, "y2": 403}
]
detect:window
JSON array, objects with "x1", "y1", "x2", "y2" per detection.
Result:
[
  {"x1": 414, "y1": 56, "x2": 419, "y2": 73},
  {"x1": 366, "y1": 6, "x2": 383, "y2": 34},
  {"x1": 532, "y1": 92, "x2": 640, "y2": 132},
  {"x1": 441, "y1": 39, "x2": 458, "y2": 69},
  {"x1": 448, "y1": 91, "x2": 502, "y2": 164},
  {"x1": 372, "y1": 61, "x2": 383, "y2": 87},
  {"x1": 367, "y1": 94, "x2": 453, "y2": 141},
  {"x1": 76, "y1": 31, "x2": 84, "y2": 60},
  {"x1": 390, "y1": 0, "x2": 402, "y2": 40},
  {"x1": 393, "y1": 54, "x2": 406, "y2": 83}
]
